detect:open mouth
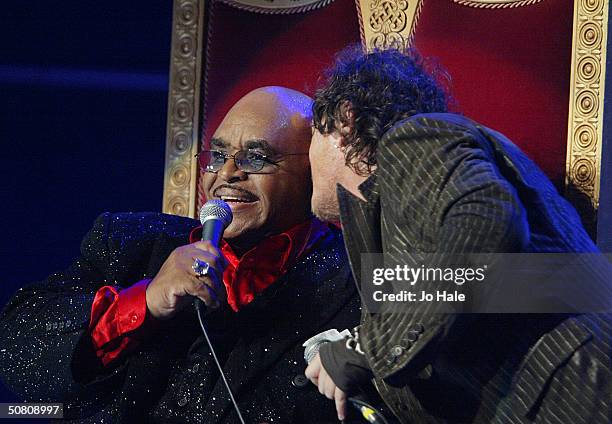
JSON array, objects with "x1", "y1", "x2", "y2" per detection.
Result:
[
  {"x1": 213, "y1": 186, "x2": 259, "y2": 206},
  {"x1": 220, "y1": 196, "x2": 256, "y2": 204}
]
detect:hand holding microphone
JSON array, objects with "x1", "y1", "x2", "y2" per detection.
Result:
[{"x1": 146, "y1": 200, "x2": 233, "y2": 320}]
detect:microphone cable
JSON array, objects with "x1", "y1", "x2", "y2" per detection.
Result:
[{"x1": 194, "y1": 298, "x2": 246, "y2": 424}]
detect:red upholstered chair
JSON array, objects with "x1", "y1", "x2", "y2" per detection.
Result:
[{"x1": 162, "y1": 0, "x2": 608, "y2": 239}]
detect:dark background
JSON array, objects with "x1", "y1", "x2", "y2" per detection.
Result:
[{"x1": 0, "y1": 0, "x2": 173, "y2": 409}]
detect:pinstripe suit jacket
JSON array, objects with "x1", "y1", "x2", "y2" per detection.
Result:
[{"x1": 337, "y1": 114, "x2": 611, "y2": 423}]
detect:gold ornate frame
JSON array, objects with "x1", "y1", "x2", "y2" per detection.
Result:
[
  {"x1": 163, "y1": 0, "x2": 608, "y2": 235},
  {"x1": 163, "y1": 0, "x2": 205, "y2": 218},
  {"x1": 565, "y1": 0, "x2": 608, "y2": 234}
]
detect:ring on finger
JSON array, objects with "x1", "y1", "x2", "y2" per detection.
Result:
[{"x1": 192, "y1": 258, "x2": 210, "y2": 278}]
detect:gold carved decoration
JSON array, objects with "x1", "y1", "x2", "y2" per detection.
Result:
[
  {"x1": 566, "y1": 0, "x2": 608, "y2": 234},
  {"x1": 357, "y1": 0, "x2": 423, "y2": 50},
  {"x1": 451, "y1": 0, "x2": 543, "y2": 8},
  {"x1": 219, "y1": 0, "x2": 334, "y2": 14},
  {"x1": 163, "y1": 0, "x2": 206, "y2": 217}
]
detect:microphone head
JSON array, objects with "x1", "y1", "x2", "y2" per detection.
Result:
[{"x1": 199, "y1": 199, "x2": 233, "y2": 229}]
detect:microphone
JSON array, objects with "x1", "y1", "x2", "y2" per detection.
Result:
[
  {"x1": 193, "y1": 200, "x2": 246, "y2": 424},
  {"x1": 194, "y1": 199, "x2": 233, "y2": 310},
  {"x1": 199, "y1": 199, "x2": 233, "y2": 247}
]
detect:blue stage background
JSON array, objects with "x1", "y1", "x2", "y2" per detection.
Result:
[{"x1": 0, "y1": 0, "x2": 172, "y2": 411}]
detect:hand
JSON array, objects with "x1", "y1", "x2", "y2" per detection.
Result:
[
  {"x1": 146, "y1": 241, "x2": 228, "y2": 320},
  {"x1": 305, "y1": 352, "x2": 347, "y2": 421}
]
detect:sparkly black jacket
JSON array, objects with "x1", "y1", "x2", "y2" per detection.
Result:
[{"x1": 0, "y1": 212, "x2": 362, "y2": 423}]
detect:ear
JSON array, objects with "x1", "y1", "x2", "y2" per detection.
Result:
[{"x1": 338, "y1": 100, "x2": 354, "y2": 148}]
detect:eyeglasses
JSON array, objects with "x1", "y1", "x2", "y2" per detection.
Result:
[{"x1": 196, "y1": 149, "x2": 308, "y2": 174}]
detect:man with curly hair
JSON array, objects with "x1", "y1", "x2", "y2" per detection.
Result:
[{"x1": 305, "y1": 46, "x2": 611, "y2": 424}]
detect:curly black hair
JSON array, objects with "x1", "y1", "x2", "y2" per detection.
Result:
[{"x1": 313, "y1": 45, "x2": 452, "y2": 175}]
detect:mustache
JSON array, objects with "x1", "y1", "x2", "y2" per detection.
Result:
[{"x1": 212, "y1": 184, "x2": 259, "y2": 200}]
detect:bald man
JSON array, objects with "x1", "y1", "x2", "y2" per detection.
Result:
[{"x1": 0, "y1": 87, "x2": 361, "y2": 423}]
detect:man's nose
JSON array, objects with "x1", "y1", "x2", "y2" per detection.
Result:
[{"x1": 217, "y1": 159, "x2": 247, "y2": 183}]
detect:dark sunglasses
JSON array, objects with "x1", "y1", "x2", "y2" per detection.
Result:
[{"x1": 196, "y1": 149, "x2": 307, "y2": 174}]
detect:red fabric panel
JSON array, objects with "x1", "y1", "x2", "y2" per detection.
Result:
[
  {"x1": 200, "y1": 0, "x2": 572, "y2": 201},
  {"x1": 203, "y1": 0, "x2": 362, "y2": 144},
  {"x1": 414, "y1": 0, "x2": 574, "y2": 187}
]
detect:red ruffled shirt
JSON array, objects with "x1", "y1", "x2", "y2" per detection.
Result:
[{"x1": 88, "y1": 217, "x2": 329, "y2": 366}]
